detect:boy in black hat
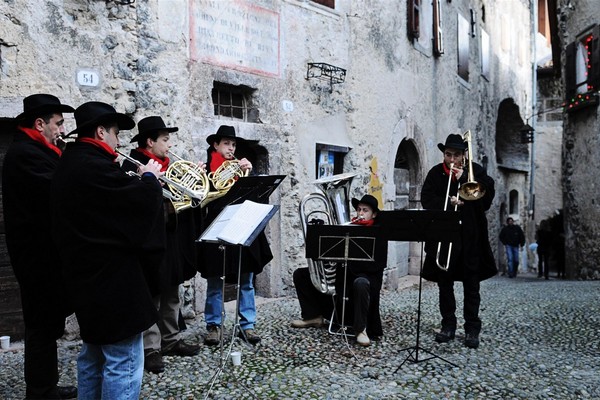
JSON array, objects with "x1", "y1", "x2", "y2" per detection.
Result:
[
  {"x1": 291, "y1": 194, "x2": 387, "y2": 347},
  {"x1": 420, "y1": 133, "x2": 496, "y2": 349},
  {"x1": 200, "y1": 125, "x2": 272, "y2": 346},
  {"x1": 2, "y1": 94, "x2": 77, "y2": 399},
  {"x1": 123, "y1": 116, "x2": 200, "y2": 373},
  {"x1": 51, "y1": 102, "x2": 164, "y2": 399}
]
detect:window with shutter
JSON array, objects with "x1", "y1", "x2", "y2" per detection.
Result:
[{"x1": 565, "y1": 24, "x2": 600, "y2": 113}]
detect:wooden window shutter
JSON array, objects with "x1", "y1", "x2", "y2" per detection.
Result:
[
  {"x1": 565, "y1": 41, "x2": 576, "y2": 100},
  {"x1": 589, "y1": 24, "x2": 600, "y2": 91}
]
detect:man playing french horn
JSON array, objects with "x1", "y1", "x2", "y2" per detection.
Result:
[
  {"x1": 199, "y1": 125, "x2": 272, "y2": 346},
  {"x1": 122, "y1": 116, "x2": 201, "y2": 373},
  {"x1": 420, "y1": 133, "x2": 496, "y2": 349}
]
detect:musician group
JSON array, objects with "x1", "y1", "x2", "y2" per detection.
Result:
[{"x1": 2, "y1": 94, "x2": 496, "y2": 399}]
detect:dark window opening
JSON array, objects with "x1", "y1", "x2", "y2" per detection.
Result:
[
  {"x1": 212, "y1": 82, "x2": 259, "y2": 122},
  {"x1": 407, "y1": 0, "x2": 421, "y2": 40},
  {"x1": 310, "y1": 0, "x2": 334, "y2": 9}
]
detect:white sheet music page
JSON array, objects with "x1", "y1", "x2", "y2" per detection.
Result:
[{"x1": 216, "y1": 200, "x2": 274, "y2": 245}]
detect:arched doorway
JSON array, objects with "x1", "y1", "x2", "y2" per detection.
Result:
[{"x1": 394, "y1": 138, "x2": 423, "y2": 276}]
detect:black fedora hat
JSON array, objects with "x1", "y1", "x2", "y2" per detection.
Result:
[
  {"x1": 351, "y1": 194, "x2": 379, "y2": 213},
  {"x1": 16, "y1": 94, "x2": 74, "y2": 121},
  {"x1": 437, "y1": 134, "x2": 467, "y2": 152},
  {"x1": 205, "y1": 125, "x2": 245, "y2": 145},
  {"x1": 69, "y1": 101, "x2": 135, "y2": 136},
  {"x1": 130, "y1": 116, "x2": 178, "y2": 143}
]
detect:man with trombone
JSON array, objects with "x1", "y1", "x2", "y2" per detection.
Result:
[
  {"x1": 122, "y1": 116, "x2": 201, "y2": 373},
  {"x1": 420, "y1": 133, "x2": 496, "y2": 349}
]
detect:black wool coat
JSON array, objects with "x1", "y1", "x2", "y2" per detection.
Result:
[
  {"x1": 2, "y1": 130, "x2": 71, "y2": 328},
  {"x1": 122, "y1": 150, "x2": 199, "y2": 292},
  {"x1": 420, "y1": 162, "x2": 497, "y2": 283},
  {"x1": 51, "y1": 141, "x2": 164, "y2": 345}
]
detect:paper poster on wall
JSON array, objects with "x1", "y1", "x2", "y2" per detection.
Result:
[{"x1": 318, "y1": 151, "x2": 335, "y2": 179}]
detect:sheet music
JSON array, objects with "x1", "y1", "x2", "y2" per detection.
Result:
[{"x1": 216, "y1": 200, "x2": 275, "y2": 245}]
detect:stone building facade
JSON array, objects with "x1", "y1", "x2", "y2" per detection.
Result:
[
  {"x1": 555, "y1": 0, "x2": 600, "y2": 279},
  {"x1": 1, "y1": 0, "x2": 538, "y2": 333}
]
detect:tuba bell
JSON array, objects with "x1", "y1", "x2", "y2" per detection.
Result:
[{"x1": 299, "y1": 172, "x2": 357, "y2": 295}]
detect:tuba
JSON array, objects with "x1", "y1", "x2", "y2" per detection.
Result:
[{"x1": 299, "y1": 172, "x2": 356, "y2": 295}]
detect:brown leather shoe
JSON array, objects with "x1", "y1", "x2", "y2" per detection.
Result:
[
  {"x1": 204, "y1": 325, "x2": 221, "y2": 346},
  {"x1": 162, "y1": 339, "x2": 200, "y2": 357},
  {"x1": 290, "y1": 316, "x2": 324, "y2": 328},
  {"x1": 144, "y1": 350, "x2": 165, "y2": 373},
  {"x1": 239, "y1": 329, "x2": 261, "y2": 344}
]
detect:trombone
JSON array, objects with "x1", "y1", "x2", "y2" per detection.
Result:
[{"x1": 435, "y1": 130, "x2": 485, "y2": 270}]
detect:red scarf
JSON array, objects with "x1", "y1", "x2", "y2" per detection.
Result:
[
  {"x1": 442, "y1": 162, "x2": 457, "y2": 181},
  {"x1": 351, "y1": 217, "x2": 375, "y2": 226},
  {"x1": 77, "y1": 137, "x2": 118, "y2": 161},
  {"x1": 134, "y1": 148, "x2": 170, "y2": 172},
  {"x1": 18, "y1": 126, "x2": 62, "y2": 156},
  {"x1": 209, "y1": 150, "x2": 229, "y2": 172}
]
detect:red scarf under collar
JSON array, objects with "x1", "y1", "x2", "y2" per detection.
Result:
[
  {"x1": 134, "y1": 148, "x2": 170, "y2": 172},
  {"x1": 77, "y1": 137, "x2": 118, "y2": 161},
  {"x1": 442, "y1": 162, "x2": 458, "y2": 181},
  {"x1": 209, "y1": 150, "x2": 229, "y2": 173},
  {"x1": 351, "y1": 217, "x2": 375, "y2": 226},
  {"x1": 18, "y1": 126, "x2": 62, "y2": 156}
]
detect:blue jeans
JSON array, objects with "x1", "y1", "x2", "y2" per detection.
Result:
[
  {"x1": 205, "y1": 273, "x2": 256, "y2": 330},
  {"x1": 505, "y1": 245, "x2": 520, "y2": 277},
  {"x1": 77, "y1": 333, "x2": 144, "y2": 400}
]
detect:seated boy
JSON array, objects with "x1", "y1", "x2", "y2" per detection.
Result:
[{"x1": 291, "y1": 194, "x2": 387, "y2": 346}]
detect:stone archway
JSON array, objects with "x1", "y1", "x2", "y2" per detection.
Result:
[{"x1": 393, "y1": 138, "x2": 423, "y2": 276}]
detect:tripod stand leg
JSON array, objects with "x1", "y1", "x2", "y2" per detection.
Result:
[{"x1": 395, "y1": 242, "x2": 458, "y2": 372}]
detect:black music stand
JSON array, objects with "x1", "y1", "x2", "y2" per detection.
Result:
[
  {"x1": 210, "y1": 175, "x2": 286, "y2": 207},
  {"x1": 378, "y1": 210, "x2": 461, "y2": 370},
  {"x1": 306, "y1": 224, "x2": 381, "y2": 338},
  {"x1": 198, "y1": 201, "x2": 279, "y2": 399}
]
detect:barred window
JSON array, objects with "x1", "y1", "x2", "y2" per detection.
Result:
[{"x1": 212, "y1": 82, "x2": 259, "y2": 122}]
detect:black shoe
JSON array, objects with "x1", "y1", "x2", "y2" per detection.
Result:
[
  {"x1": 204, "y1": 325, "x2": 221, "y2": 346},
  {"x1": 26, "y1": 386, "x2": 77, "y2": 399},
  {"x1": 464, "y1": 333, "x2": 480, "y2": 349},
  {"x1": 238, "y1": 329, "x2": 261, "y2": 344},
  {"x1": 162, "y1": 339, "x2": 200, "y2": 357},
  {"x1": 434, "y1": 328, "x2": 455, "y2": 343},
  {"x1": 144, "y1": 350, "x2": 165, "y2": 373}
]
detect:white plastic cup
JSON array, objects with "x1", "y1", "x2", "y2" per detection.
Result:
[
  {"x1": 230, "y1": 351, "x2": 242, "y2": 366},
  {"x1": 0, "y1": 336, "x2": 10, "y2": 350}
]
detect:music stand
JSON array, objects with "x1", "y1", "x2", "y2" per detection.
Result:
[
  {"x1": 306, "y1": 224, "x2": 381, "y2": 338},
  {"x1": 378, "y1": 210, "x2": 461, "y2": 370},
  {"x1": 198, "y1": 201, "x2": 279, "y2": 398}
]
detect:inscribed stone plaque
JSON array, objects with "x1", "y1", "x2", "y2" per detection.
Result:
[{"x1": 189, "y1": 0, "x2": 280, "y2": 77}]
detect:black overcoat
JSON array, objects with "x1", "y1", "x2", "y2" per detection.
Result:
[
  {"x1": 51, "y1": 141, "x2": 164, "y2": 345},
  {"x1": 2, "y1": 130, "x2": 71, "y2": 328},
  {"x1": 122, "y1": 151, "x2": 198, "y2": 292},
  {"x1": 420, "y1": 162, "x2": 497, "y2": 282}
]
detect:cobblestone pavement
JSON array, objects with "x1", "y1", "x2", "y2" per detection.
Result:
[{"x1": 1, "y1": 273, "x2": 599, "y2": 399}]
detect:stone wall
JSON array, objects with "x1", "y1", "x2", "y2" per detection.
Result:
[
  {"x1": 0, "y1": 0, "x2": 538, "y2": 323},
  {"x1": 558, "y1": 0, "x2": 600, "y2": 280}
]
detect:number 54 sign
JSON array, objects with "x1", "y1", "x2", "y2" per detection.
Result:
[{"x1": 76, "y1": 69, "x2": 101, "y2": 88}]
